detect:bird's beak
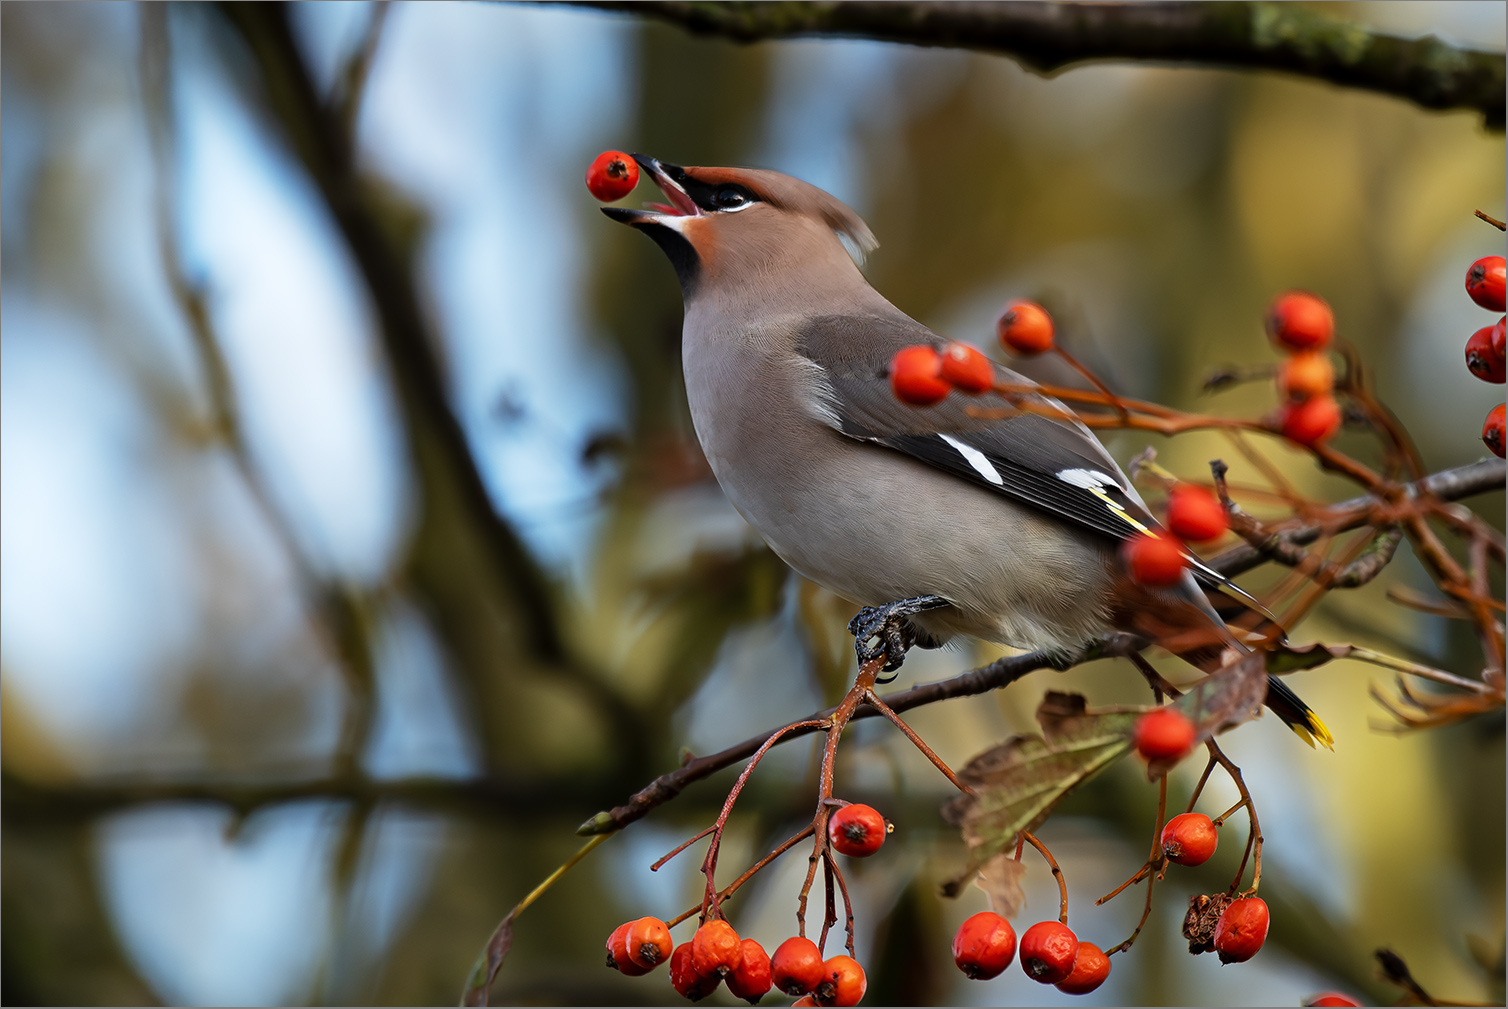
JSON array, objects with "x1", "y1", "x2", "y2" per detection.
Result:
[{"x1": 601, "y1": 155, "x2": 702, "y2": 228}]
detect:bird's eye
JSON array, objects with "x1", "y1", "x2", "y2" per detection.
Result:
[{"x1": 714, "y1": 186, "x2": 750, "y2": 209}]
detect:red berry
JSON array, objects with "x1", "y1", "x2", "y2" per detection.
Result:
[
  {"x1": 1466, "y1": 255, "x2": 1507, "y2": 312},
  {"x1": 625, "y1": 915, "x2": 672, "y2": 968},
  {"x1": 952, "y1": 911, "x2": 1017, "y2": 980},
  {"x1": 1483, "y1": 403, "x2": 1505, "y2": 458},
  {"x1": 939, "y1": 341, "x2": 996, "y2": 394},
  {"x1": 585, "y1": 150, "x2": 639, "y2": 202},
  {"x1": 726, "y1": 938, "x2": 772, "y2": 1003},
  {"x1": 1278, "y1": 394, "x2": 1342, "y2": 446},
  {"x1": 813, "y1": 955, "x2": 866, "y2": 1007},
  {"x1": 1305, "y1": 993, "x2": 1363, "y2": 1007},
  {"x1": 1161, "y1": 812, "x2": 1219, "y2": 866},
  {"x1": 997, "y1": 300, "x2": 1055, "y2": 355},
  {"x1": 1055, "y1": 941, "x2": 1111, "y2": 995},
  {"x1": 770, "y1": 936, "x2": 826, "y2": 996},
  {"x1": 690, "y1": 920, "x2": 743, "y2": 978},
  {"x1": 606, "y1": 922, "x2": 653, "y2": 976},
  {"x1": 1492, "y1": 316, "x2": 1506, "y2": 359},
  {"x1": 1122, "y1": 531, "x2": 1186, "y2": 587},
  {"x1": 1266, "y1": 291, "x2": 1334, "y2": 352},
  {"x1": 1135, "y1": 707, "x2": 1196, "y2": 763},
  {"x1": 1278, "y1": 351, "x2": 1335, "y2": 400},
  {"x1": 1166, "y1": 485, "x2": 1228, "y2": 543},
  {"x1": 828, "y1": 803, "x2": 888, "y2": 857},
  {"x1": 1213, "y1": 896, "x2": 1269, "y2": 964},
  {"x1": 1465, "y1": 326, "x2": 1506, "y2": 383},
  {"x1": 669, "y1": 941, "x2": 720, "y2": 1001},
  {"x1": 791, "y1": 999, "x2": 819, "y2": 1008},
  {"x1": 1019, "y1": 920, "x2": 1078, "y2": 983},
  {"x1": 889, "y1": 345, "x2": 951, "y2": 406}
]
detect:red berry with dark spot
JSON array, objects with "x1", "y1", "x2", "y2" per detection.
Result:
[
  {"x1": 726, "y1": 938, "x2": 772, "y2": 1004},
  {"x1": 813, "y1": 955, "x2": 866, "y2": 1007},
  {"x1": 771, "y1": 936, "x2": 826, "y2": 996},
  {"x1": 1167, "y1": 485, "x2": 1228, "y2": 543},
  {"x1": 997, "y1": 300, "x2": 1055, "y2": 355},
  {"x1": 1466, "y1": 255, "x2": 1506, "y2": 312},
  {"x1": 1055, "y1": 941, "x2": 1111, "y2": 995},
  {"x1": 1278, "y1": 351, "x2": 1335, "y2": 400},
  {"x1": 1466, "y1": 326, "x2": 1506, "y2": 383},
  {"x1": 1266, "y1": 291, "x2": 1334, "y2": 352},
  {"x1": 606, "y1": 922, "x2": 653, "y2": 976},
  {"x1": 1214, "y1": 897, "x2": 1270, "y2": 964},
  {"x1": 1483, "y1": 404, "x2": 1505, "y2": 458},
  {"x1": 1135, "y1": 707, "x2": 1196, "y2": 763},
  {"x1": 1122, "y1": 531, "x2": 1186, "y2": 587},
  {"x1": 939, "y1": 341, "x2": 996, "y2": 394},
  {"x1": 889, "y1": 345, "x2": 951, "y2": 406},
  {"x1": 1492, "y1": 316, "x2": 1506, "y2": 359},
  {"x1": 625, "y1": 916, "x2": 672, "y2": 968},
  {"x1": 828, "y1": 803, "x2": 888, "y2": 857},
  {"x1": 690, "y1": 920, "x2": 743, "y2": 978},
  {"x1": 1305, "y1": 993, "x2": 1363, "y2": 1007},
  {"x1": 669, "y1": 941, "x2": 720, "y2": 1001},
  {"x1": 952, "y1": 911, "x2": 1017, "y2": 980},
  {"x1": 1161, "y1": 812, "x2": 1219, "y2": 866},
  {"x1": 1278, "y1": 394, "x2": 1342, "y2": 446},
  {"x1": 1019, "y1": 921, "x2": 1078, "y2": 983},
  {"x1": 585, "y1": 150, "x2": 639, "y2": 202}
]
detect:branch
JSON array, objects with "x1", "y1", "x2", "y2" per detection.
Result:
[{"x1": 556, "y1": 1, "x2": 1506, "y2": 128}]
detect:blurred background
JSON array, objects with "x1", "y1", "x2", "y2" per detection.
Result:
[{"x1": 2, "y1": 2, "x2": 1504, "y2": 1005}]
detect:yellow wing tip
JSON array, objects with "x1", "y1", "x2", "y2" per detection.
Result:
[{"x1": 1291, "y1": 712, "x2": 1335, "y2": 751}]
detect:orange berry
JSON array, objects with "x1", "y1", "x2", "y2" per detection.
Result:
[
  {"x1": 1266, "y1": 291, "x2": 1334, "y2": 352},
  {"x1": 585, "y1": 150, "x2": 639, "y2": 202},
  {"x1": 1305, "y1": 993, "x2": 1363, "y2": 1007},
  {"x1": 1214, "y1": 897, "x2": 1269, "y2": 963},
  {"x1": 1135, "y1": 707, "x2": 1196, "y2": 763},
  {"x1": 828, "y1": 803, "x2": 888, "y2": 857},
  {"x1": 726, "y1": 938, "x2": 772, "y2": 1004},
  {"x1": 952, "y1": 911, "x2": 1017, "y2": 980},
  {"x1": 1161, "y1": 812, "x2": 1219, "y2": 866},
  {"x1": 1492, "y1": 316, "x2": 1506, "y2": 359},
  {"x1": 1054, "y1": 941, "x2": 1111, "y2": 995},
  {"x1": 1019, "y1": 921, "x2": 1078, "y2": 984},
  {"x1": 669, "y1": 941, "x2": 720, "y2": 1001},
  {"x1": 939, "y1": 341, "x2": 996, "y2": 394},
  {"x1": 813, "y1": 955, "x2": 866, "y2": 1007},
  {"x1": 1278, "y1": 351, "x2": 1335, "y2": 400},
  {"x1": 1466, "y1": 326, "x2": 1506, "y2": 384},
  {"x1": 1166, "y1": 485, "x2": 1228, "y2": 543},
  {"x1": 1122, "y1": 531, "x2": 1186, "y2": 587},
  {"x1": 997, "y1": 300, "x2": 1055, "y2": 355},
  {"x1": 625, "y1": 916, "x2": 672, "y2": 968},
  {"x1": 1466, "y1": 255, "x2": 1506, "y2": 312},
  {"x1": 889, "y1": 345, "x2": 951, "y2": 406},
  {"x1": 1278, "y1": 394, "x2": 1342, "y2": 446},
  {"x1": 606, "y1": 922, "x2": 652, "y2": 976},
  {"x1": 1484, "y1": 403, "x2": 1505, "y2": 458},
  {"x1": 771, "y1": 936, "x2": 826, "y2": 996},
  {"x1": 690, "y1": 919, "x2": 742, "y2": 978}
]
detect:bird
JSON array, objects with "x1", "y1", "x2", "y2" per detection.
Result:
[{"x1": 603, "y1": 155, "x2": 1330, "y2": 748}]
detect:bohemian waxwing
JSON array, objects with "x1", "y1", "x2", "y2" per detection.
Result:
[{"x1": 604, "y1": 156, "x2": 1330, "y2": 747}]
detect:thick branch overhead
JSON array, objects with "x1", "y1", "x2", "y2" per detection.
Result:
[{"x1": 560, "y1": 1, "x2": 1506, "y2": 128}]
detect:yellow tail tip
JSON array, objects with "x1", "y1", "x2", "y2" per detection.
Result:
[{"x1": 1290, "y1": 712, "x2": 1335, "y2": 750}]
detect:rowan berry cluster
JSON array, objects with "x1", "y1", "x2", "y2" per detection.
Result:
[
  {"x1": 1462, "y1": 254, "x2": 1506, "y2": 457},
  {"x1": 1266, "y1": 291, "x2": 1342, "y2": 446}
]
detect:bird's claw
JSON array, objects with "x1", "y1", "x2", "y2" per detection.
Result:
[{"x1": 847, "y1": 595, "x2": 950, "y2": 677}]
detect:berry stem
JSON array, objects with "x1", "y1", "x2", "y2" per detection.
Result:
[
  {"x1": 827, "y1": 852, "x2": 857, "y2": 957},
  {"x1": 651, "y1": 825, "x2": 715, "y2": 872},
  {"x1": 1206, "y1": 740, "x2": 1263, "y2": 896},
  {"x1": 665, "y1": 824, "x2": 816, "y2": 929},
  {"x1": 1021, "y1": 830, "x2": 1069, "y2": 925},
  {"x1": 861, "y1": 688, "x2": 974, "y2": 794},
  {"x1": 1101, "y1": 773, "x2": 1167, "y2": 955},
  {"x1": 1050, "y1": 343, "x2": 1131, "y2": 421},
  {"x1": 819, "y1": 853, "x2": 837, "y2": 951},
  {"x1": 1185, "y1": 755, "x2": 1219, "y2": 814}
]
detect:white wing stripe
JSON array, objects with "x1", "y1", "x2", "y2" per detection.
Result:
[{"x1": 939, "y1": 434, "x2": 1004, "y2": 486}]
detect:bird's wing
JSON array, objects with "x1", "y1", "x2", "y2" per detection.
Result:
[{"x1": 795, "y1": 312, "x2": 1162, "y2": 546}]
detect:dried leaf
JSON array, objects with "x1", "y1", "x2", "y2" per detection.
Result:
[
  {"x1": 973, "y1": 853, "x2": 1027, "y2": 918},
  {"x1": 1182, "y1": 892, "x2": 1233, "y2": 955},
  {"x1": 461, "y1": 909, "x2": 516, "y2": 1006},
  {"x1": 1266, "y1": 641, "x2": 1354, "y2": 674}
]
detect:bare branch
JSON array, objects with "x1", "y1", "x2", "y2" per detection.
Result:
[{"x1": 554, "y1": 1, "x2": 1506, "y2": 128}]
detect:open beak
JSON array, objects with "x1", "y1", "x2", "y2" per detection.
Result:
[{"x1": 601, "y1": 155, "x2": 701, "y2": 227}]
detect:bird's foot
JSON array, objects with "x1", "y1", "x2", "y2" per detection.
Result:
[{"x1": 847, "y1": 595, "x2": 950, "y2": 676}]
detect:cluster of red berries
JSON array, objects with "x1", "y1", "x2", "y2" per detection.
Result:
[
  {"x1": 951, "y1": 912, "x2": 1111, "y2": 994},
  {"x1": 1462, "y1": 255, "x2": 1506, "y2": 457},
  {"x1": 586, "y1": 150, "x2": 640, "y2": 202},
  {"x1": 1121, "y1": 483, "x2": 1228, "y2": 588},
  {"x1": 1265, "y1": 291, "x2": 1342, "y2": 447},
  {"x1": 606, "y1": 917, "x2": 867, "y2": 1006},
  {"x1": 888, "y1": 298, "x2": 1056, "y2": 406}
]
